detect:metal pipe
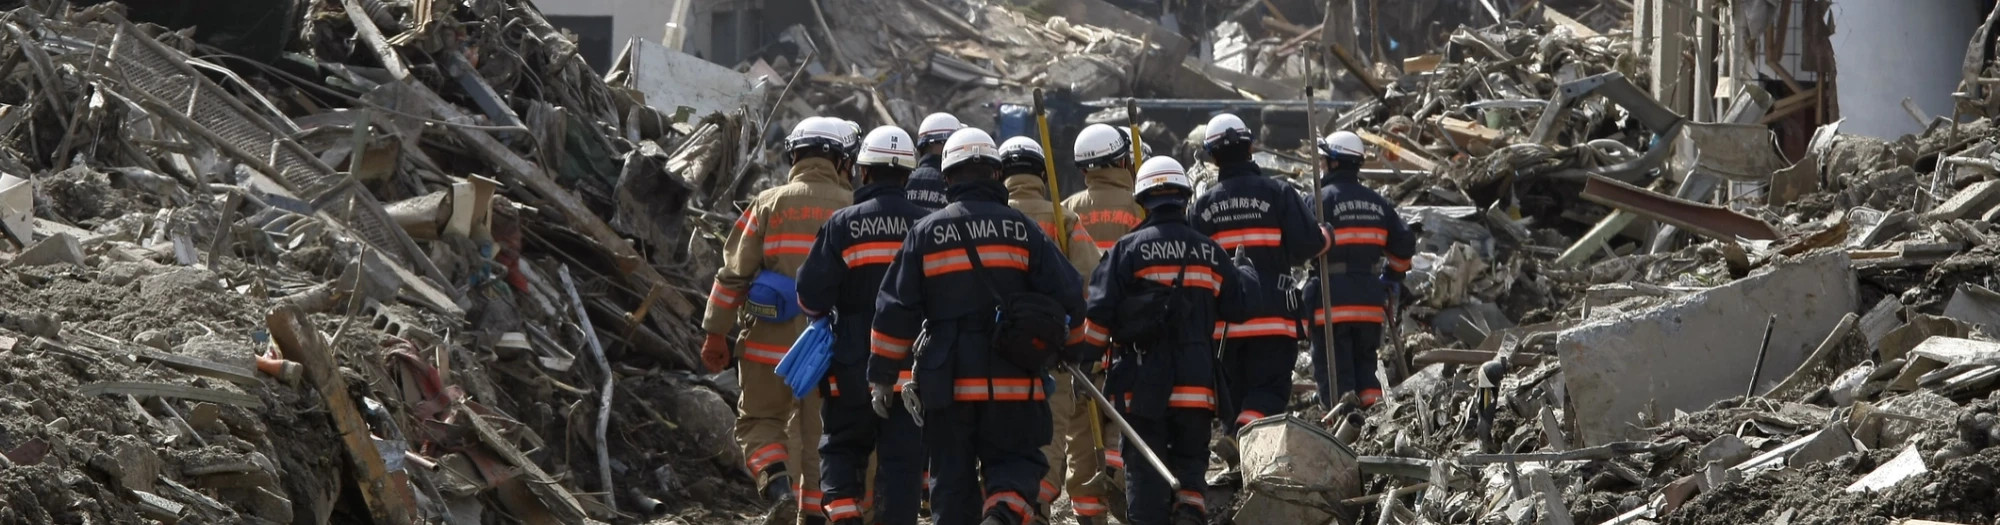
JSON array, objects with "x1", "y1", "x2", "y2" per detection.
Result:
[{"x1": 1062, "y1": 362, "x2": 1180, "y2": 490}]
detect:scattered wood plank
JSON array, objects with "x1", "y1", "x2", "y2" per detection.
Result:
[
  {"x1": 1428, "y1": 116, "x2": 1505, "y2": 155},
  {"x1": 1460, "y1": 441, "x2": 1669, "y2": 465},
  {"x1": 130, "y1": 349, "x2": 262, "y2": 387},
  {"x1": 1414, "y1": 349, "x2": 1546, "y2": 368},
  {"x1": 455, "y1": 402, "x2": 589, "y2": 522},
  {"x1": 1357, "y1": 130, "x2": 1440, "y2": 171},
  {"x1": 268, "y1": 307, "x2": 416, "y2": 525},
  {"x1": 78, "y1": 382, "x2": 261, "y2": 408}
]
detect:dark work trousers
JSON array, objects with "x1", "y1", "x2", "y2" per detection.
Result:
[
  {"x1": 1121, "y1": 408, "x2": 1212, "y2": 525},
  {"x1": 924, "y1": 400, "x2": 1052, "y2": 525},
  {"x1": 818, "y1": 374, "x2": 925, "y2": 524},
  {"x1": 1217, "y1": 336, "x2": 1296, "y2": 433},
  {"x1": 1309, "y1": 322, "x2": 1383, "y2": 408}
]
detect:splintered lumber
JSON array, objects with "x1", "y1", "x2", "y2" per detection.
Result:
[
  {"x1": 267, "y1": 307, "x2": 415, "y2": 525},
  {"x1": 456, "y1": 402, "x2": 589, "y2": 522},
  {"x1": 78, "y1": 382, "x2": 261, "y2": 408}
]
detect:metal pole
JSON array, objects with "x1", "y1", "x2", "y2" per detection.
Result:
[
  {"x1": 1307, "y1": 48, "x2": 1343, "y2": 410},
  {"x1": 1062, "y1": 362, "x2": 1180, "y2": 490},
  {"x1": 1745, "y1": 315, "x2": 1777, "y2": 399}
]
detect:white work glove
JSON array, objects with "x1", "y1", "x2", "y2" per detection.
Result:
[{"x1": 870, "y1": 382, "x2": 895, "y2": 419}]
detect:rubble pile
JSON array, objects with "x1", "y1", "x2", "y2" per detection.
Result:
[
  {"x1": 0, "y1": 1, "x2": 772, "y2": 523},
  {"x1": 1241, "y1": 4, "x2": 2000, "y2": 525}
]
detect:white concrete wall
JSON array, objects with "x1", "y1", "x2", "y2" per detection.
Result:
[
  {"x1": 1830, "y1": 0, "x2": 1984, "y2": 139},
  {"x1": 534, "y1": 0, "x2": 755, "y2": 61}
]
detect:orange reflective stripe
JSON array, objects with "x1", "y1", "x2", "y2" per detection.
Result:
[
  {"x1": 1073, "y1": 496, "x2": 1108, "y2": 516},
  {"x1": 1167, "y1": 386, "x2": 1216, "y2": 411},
  {"x1": 799, "y1": 490, "x2": 824, "y2": 513},
  {"x1": 746, "y1": 443, "x2": 788, "y2": 473},
  {"x1": 1104, "y1": 449, "x2": 1125, "y2": 469},
  {"x1": 1386, "y1": 255, "x2": 1412, "y2": 272},
  {"x1": 871, "y1": 330, "x2": 914, "y2": 358},
  {"x1": 1212, "y1": 227, "x2": 1283, "y2": 249},
  {"x1": 1038, "y1": 480, "x2": 1059, "y2": 504},
  {"x1": 984, "y1": 492, "x2": 1032, "y2": 524},
  {"x1": 1236, "y1": 410, "x2": 1265, "y2": 426},
  {"x1": 1314, "y1": 305, "x2": 1387, "y2": 325},
  {"x1": 734, "y1": 210, "x2": 760, "y2": 234},
  {"x1": 1175, "y1": 489, "x2": 1205, "y2": 509},
  {"x1": 1134, "y1": 265, "x2": 1222, "y2": 295},
  {"x1": 1067, "y1": 324, "x2": 1085, "y2": 345},
  {"x1": 1081, "y1": 319, "x2": 1110, "y2": 346},
  {"x1": 1213, "y1": 317, "x2": 1296, "y2": 338},
  {"x1": 825, "y1": 498, "x2": 862, "y2": 520},
  {"x1": 892, "y1": 369, "x2": 913, "y2": 392},
  {"x1": 923, "y1": 245, "x2": 1029, "y2": 276},
  {"x1": 1094, "y1": 239, "x2": 1117, "y2": 251},
  {"x1": 1333, "y1": 227, "x2": 1388, "y2": 246},
  {"x1": 842, "y1": 241, "x2": 902, "y2": 267},
  {"x1": 952, "y1": 377, "x2": 1048, "y2": 401},
  {"x1": 763, "y1": 233, "x2": 816, "y2": 256},
  {"x1": 709, "y1": 282, "x2": 743, "y2": 308},
  {"x1": 826, "y1": 377, "x2": 841, "y2": 397},
  {"x1": 743, "y1": 340, "x2": 789, "y2": 365}
]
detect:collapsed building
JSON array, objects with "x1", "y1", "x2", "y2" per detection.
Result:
[{"x1": 0, "y1": 0, "x2": 1998, "y2": 524}]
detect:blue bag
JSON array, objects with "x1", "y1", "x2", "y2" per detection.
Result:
[
  {"x1": 776, "y1": 316, "x2": 836, "y2": 398},
  {"x1": 746, "y1": 270, "x2": 801, "y2": 323}
]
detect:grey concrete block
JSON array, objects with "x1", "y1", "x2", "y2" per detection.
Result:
[{"x1": 1556, "y1": 251, "x2": 1857, "y2": 445}]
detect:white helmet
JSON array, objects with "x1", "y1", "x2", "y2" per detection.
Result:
[
  {"x1": 940, "y1": 128, "x2": 1001, "y2": 173},
  {"x1": 1133, "y1": 157, "x2": 1193, "y2": 206},
  {"x1": 917, "y1": 113, "x2": 962, "y2": 149},
  {"x1": 998, "y1": 136, "x2": 1045, "y2": 174},
  {"x1": 1072, "y1": 123, "x2": 1131, "y2": 170},
  {"x1": 856, "y1": 126, "x2": 917, "y2": 169},
  {"x1": 1203, "y1": 113, "x2": 1253, "y2": 150},
  {"x1": 787, "y1": 116, "x2": 852, "y2": 157},
  {"x1": 839, "y1": 119, "x2": 862, "y2": 157},
  {"x1": 1318, "y1": 131, "x2": 1366, "y2": 159}
]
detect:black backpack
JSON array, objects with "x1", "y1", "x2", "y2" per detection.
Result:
[
  {"x1": 1113, "y1": 264, "x2": 1195, "y2": 347},
  {"x1": 961, "y1": 241, "x2": 1070, "y2": 371}
]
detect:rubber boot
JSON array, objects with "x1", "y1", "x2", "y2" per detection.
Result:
[
  {"x1": 1170, "y1": 507, "x2": 1205, "y2": 525},
  {"x1": 761, "y1": 474, "x2": 797, "y2": 525}
]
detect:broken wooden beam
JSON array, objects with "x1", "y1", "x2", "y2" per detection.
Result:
[
  {"x1": 1579, "y1": 174, "x2": 1781, "y2": 241},
  {"x1": 268, "y1": 307, "x2": 416, "y2": 525},
  {"x1": 1357, "y1": 130, "x2": 1440, "y2": 171},
  {"x1": 78, "y1": 381, "x2": 261, "y2": 408}
]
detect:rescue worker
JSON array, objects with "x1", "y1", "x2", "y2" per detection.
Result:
[
  {"x1": 702, "y1": 116, "x2": 855, "y2": 525},
  {"x1": 1304, "y1": 131, "x2": 1416, "y2": 409},
  {"x1": 1179, "y1": 124, "x2": 1218, "y2": 198},
  {"x1": 797, "y1": 126, "x2": 930, "y2": 525},
  {"x1": 1078, "y1": 157, "x2": 1260, "y2": 525},
  {"x1": 997, "y1": 137, "x2": 1110, "y2": 522},
  {"x1": 870, "y1": 128, "x2": 1086, "y2": 525},
  {"x1": 1064, "y1": 123, "x2": 1147, "y2": 253},
  {"x1": 907, "y1": 113, "x2": 961, "y2": 210},
  {"x1": 1185, "y1": 114, "x2": 1330, "y2": 482}
]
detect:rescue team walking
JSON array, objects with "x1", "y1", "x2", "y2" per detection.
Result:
[{"x1": 700, "y1": 112, "x2": 1416, "y2": 525}]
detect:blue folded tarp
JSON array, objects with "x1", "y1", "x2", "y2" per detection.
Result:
[{"x1": 776, "y1": 316, "x2": 835, "y2": 398}]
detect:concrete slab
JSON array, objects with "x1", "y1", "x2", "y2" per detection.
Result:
[
  {"x1": 1846, "y1": 444, "x2": 1927, "y2": 493},
  {"x1": 615, "y1": 38, "x2": 754, "y2": 119},
  {"x1": 6, "y1": 232, "x2": 81, "y2": 267},
  {"x1": 1926, "y1": 180, "x2": 2000, "y2": 221},
  {"x1": 1944, "y1": 285, "x2": 2000, "y2": 337},
  {"x1": 1556, "y1": 251, "x2": 1858, "y2": 445}
]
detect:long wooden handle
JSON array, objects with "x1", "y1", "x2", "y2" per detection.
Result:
[{"x1": 1034, "y1": 88, "x2": 1069, "y2": 255}]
